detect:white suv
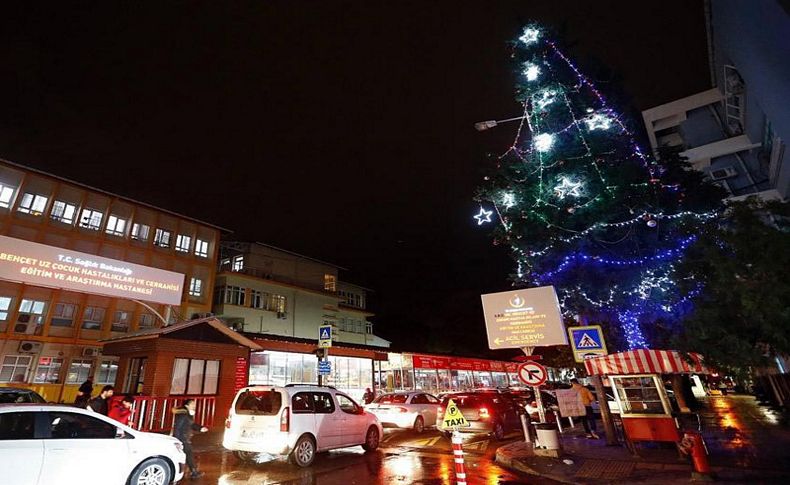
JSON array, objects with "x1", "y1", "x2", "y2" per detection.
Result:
[
  {"x1": 223, "y1": 384, "x2": 383, "y2": 467},
  {"x1": 0, "y1": 404, "x2": 185, "y2": 485}
]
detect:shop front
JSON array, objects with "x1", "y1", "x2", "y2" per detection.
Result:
[
  {"x1": 246, "y1": 335, "x2": 388, "y2": 402},
  {"x1": 376, "y1": 352, "x2": 522, "y2": 395}
]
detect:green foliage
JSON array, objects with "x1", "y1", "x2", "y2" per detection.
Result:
[{"x1": 676, "y1": 199, "x2": 790, "y2": 373}]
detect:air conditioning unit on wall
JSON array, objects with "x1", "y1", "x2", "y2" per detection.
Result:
[
  {"x1": 82, "y1": 347, "x2": 102, "y2": 358},
  {"x1": 709, "y1": 166, "x2": 738, "y2": 181},
  {"x1": 18, "y1": 341, "x2": 43, "y2": 354}
]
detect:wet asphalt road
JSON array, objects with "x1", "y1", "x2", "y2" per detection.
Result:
[{"x1": 189, "y1": 427, "x2": 558, "y2": 485}]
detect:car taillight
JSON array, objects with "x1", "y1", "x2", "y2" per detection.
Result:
[
  {"x1": 479, "y1": 407, "x2": 490, "y2": 419},
  {"x1": 280, "y1": 407, "x2": 290, "y2": 432},
  {"x1": 225, "y1": 416, "x2": 232, "y2": 429},
  {"x1": 530, "y1": 401, "x2": 537, "y2": 408}
]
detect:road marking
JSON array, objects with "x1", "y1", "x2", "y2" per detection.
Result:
[{"x1": 407, "y1": 436, "x2": 442, "y2": 447}]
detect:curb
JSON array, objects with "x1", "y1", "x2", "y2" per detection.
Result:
[{"x1": 495, "y1": 444, "x2": 580, "y2": 485}]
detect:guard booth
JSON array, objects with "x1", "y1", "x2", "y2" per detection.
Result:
[
  {"x1": 584, "y1": 349, "x2": 709, "y2": 452},
  {"x1": 101, "y1": 317, "x2": 261, "y2": 432}
]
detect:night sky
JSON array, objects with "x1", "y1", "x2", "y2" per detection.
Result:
[{"x1": 0, "y1": 1, "x2": 710, "y2": 356}]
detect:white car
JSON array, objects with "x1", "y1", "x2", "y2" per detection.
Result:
[
  {"x1": 0, "y1": 403, "x2": 185, "y2": 485},
  {"x1": 223, "y1": 384, "x2": 383, "y2": 467},
  {"x1": 364, "y1": 391, "x2": 440, "y2": 432}
]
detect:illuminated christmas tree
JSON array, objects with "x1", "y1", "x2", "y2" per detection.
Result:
[{"x1": 474, "y1": 25, "x2": 723, "y2": 349}]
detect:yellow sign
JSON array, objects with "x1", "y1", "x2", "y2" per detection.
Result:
[
  {"x1": 441, "y1": 399, "x2": 470, "y2": 429},
  {"x1": 481, "y1": 286, "x2": 567, "y2": 350}
]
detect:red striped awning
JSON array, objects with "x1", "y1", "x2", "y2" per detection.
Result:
[{"x1": 584, "y1": 349, "x2": 709, "y2": 376}]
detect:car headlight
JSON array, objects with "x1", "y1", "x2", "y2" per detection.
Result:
[{"x1": 174, "y1": 442, "x2": 184, "y2": 453}]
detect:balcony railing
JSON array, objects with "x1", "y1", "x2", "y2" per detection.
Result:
[{"x1": 218, "y1": 265, "x2": 335, "y2": 294}]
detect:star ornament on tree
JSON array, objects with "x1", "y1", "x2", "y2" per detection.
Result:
[
  {"x1": 519, "y1": 27, "x2": 540, "y2": 45},
  {"x1": 473, "y1": 207, "x2": 494, "y2": 225},
  {"x1": 584, "y1": 112, "x2": 612, "y2": 131},
  {"x1": 553, "y1": 177, "x2": 584, "y2": 199},
  {"x1": 523, "y1": 62, "x2": 540, "y2": 81}
]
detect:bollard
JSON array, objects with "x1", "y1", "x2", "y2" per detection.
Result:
[
  {"x1": 680, "y1": 430, "x2": 713, "y2": 480},
  {"x1": 451, "y1": 429, "x2": 467, "y2": 485}
]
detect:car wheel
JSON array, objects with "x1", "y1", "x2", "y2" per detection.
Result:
[
  {"x1": 290, "y1": 435, "x2": 316, "y2": 467},
  {"x1": 413, "y1": 416, "x2": 425, "y2": 433},
  {"x1": 234, "y1": 450, "x2": 259, "y2": 462},
  {"x1": 129, "y1": 457, "x2": 171, "y2": 485},
  {"x1": 362, "y1": 426, "x2": 380, "y2": 451},
  {"x1": 493, "y1": 421, "x2": 505, "y2": 440}
]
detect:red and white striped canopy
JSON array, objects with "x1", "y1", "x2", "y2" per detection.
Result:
[{"x1": 584, "y1": 349, "x2": 709, "y2": 376}]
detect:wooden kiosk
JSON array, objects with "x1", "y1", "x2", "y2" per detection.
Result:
[{"x1": 584, "y1": 349, "x2": 709, "y2": 450}]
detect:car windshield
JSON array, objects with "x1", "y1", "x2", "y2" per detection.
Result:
[
  {"x1": 373, "y1": 394, "x2": 408, "y2": 404},
  {"x1": 235, "y1": 390, "x2": 282, "y2": 415},
  {"x1": 0, "y1": 391, "x2": 45, "y2": 404}
]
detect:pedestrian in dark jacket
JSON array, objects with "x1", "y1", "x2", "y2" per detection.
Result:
[
  {"x1": 87, "y1": 385, "x2": 114, "y2": 415},
  {"x1": 172, "y1": 399, "x2": 208, "y2": 479},
  {"x1": 74, "y1": 378, "x2": 94, "y2": 408},
  {"x1": 108, "y1": 395, "x2": 135, "y2": 426}
]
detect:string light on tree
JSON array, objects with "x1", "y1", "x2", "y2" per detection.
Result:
[
  {"x1": 473, "y1": 207, "x2": 493, "y2": 225},
  {"x1": 501, "y1": 192, "x2": 516, "y2": 208},
  {"x1": 533, "y1": 89, "x2": 557, "y2": 110}
]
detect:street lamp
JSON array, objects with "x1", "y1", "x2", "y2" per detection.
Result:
[{"x1": 473, "y1": 115, "x2": 526, "y2": 132}]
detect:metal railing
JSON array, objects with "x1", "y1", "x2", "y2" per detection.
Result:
[{"x1": 124, "y1": 395, "x2": 216, "y2": 433}]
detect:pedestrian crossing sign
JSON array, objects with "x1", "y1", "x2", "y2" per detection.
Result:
[
  {"x1": 441, "y1": 399, "x2": 470, "y2": 429},
  {"x1": 318, "y1": 325, "x2": 332, "y2": 348},
  {"x1": 568, "y1": 325, "x2": 608, "y2": 363}
]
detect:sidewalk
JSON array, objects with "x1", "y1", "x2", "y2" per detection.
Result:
[{"x1": 496, "y1": 396, "x2": 790, "y2": 483}]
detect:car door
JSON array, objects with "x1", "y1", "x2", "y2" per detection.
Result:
[
  {"x1": 312, "y1": 392, "x2": 343, "y2": 449},
  {"x1": 335, "y1": 393, "x2": 367, "y2": 446},
  {"x1": 39, "y1": 411, "x2": 131, "y2": 485},
  {"x1": 409, "y1": 394, "x2": 431, "y2": 423},
  {"x1": 423, "y1": 394, "x2": 440, "y2": 425},
  {"x1": 0, "y1": 411, "x2": 43, "y2": 485}
]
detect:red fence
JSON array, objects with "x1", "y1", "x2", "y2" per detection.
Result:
[{"x1": 121, "y1": 396, "x2": 216, "y2": 433}]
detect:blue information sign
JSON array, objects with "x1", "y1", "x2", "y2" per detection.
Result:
[{"x1": 567, "y1": 325, "x2": 608, "y2": 363}]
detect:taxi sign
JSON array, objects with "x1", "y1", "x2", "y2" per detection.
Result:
[{"x1": 441, "y1": 399, "x2": 470, "y2": 429}]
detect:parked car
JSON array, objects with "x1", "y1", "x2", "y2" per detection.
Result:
[
  {"x1": 223, "y1": 384, "x2": 384, "y2": 467},
  {"x1": 0, "y1": 403, "x2": 185, "y2": 485},
  {"x1": 504, "y1": 388, "x2": 560, "y2": 422},
  {"x1": 436, "y1": 391, "x2": 521, "y2": 440},
  {"x1": 0, "y1": 388, "x2": 46, "y2": 404},
  {"x1": 364, "y1": 391, "x2": 440, "y2": 432}
]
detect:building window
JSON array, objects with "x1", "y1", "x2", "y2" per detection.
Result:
[
  {"x1": 51, "y1": 303, "x2": 77, "y2": 327},
  {"x1": 96, "y1": 359, "x2": 118, "y2": 385},
  {"x1": 0, "y1": 183, "x2": 16, "y2": 208},
  {"x1": 0, "y1": 355, "x2": 32, "y2": 383},
  {"x1": 189, "y1": 278, "x2": 203, "y2": 297},
  {"x1": 0, "y1": 296, "x2": 12, "y2": 323},
  {"x1": 65, "y1": 359, "x2": 93, "y2": 384},
  {"x1": 17, "y1": 193, "x2": 48, "y2": 215},
  {"x1": 14, "y1": 299, "x2": 47, "y2": 335},
  {"x1": 251, "y1": 290, "x2": 263, "y2": 309},
  {"x1": 105, "y1": 215, "x2": 127, "y2": 236},
  {"x1": 50, "y1": 200, "x2": 77, "y2": 224},
  {"x1": 82, "y1": 306, "x2": 106, "y2": 330},
  {"x1": 33, "y1": 357, "x2": 63, "y2": 383},
  {"x1": 79, "y1": 208, "x2": 103, "y2": 230},
  {"x1": 138, "y1": 313, "x2": 155, "y2": 329},
  {"x1": 366, "y1": 322, "x2": 373, "y2": 334},
  {"x1": 223, "y1": 286, "x2": 245, "y2": 306},
  {"x1": 131, "y1": 223, "x2": 150, "y2": 241},
  {"x1": 111, "y1": 311, "x2": 131, "y2": 332},
  {"x1": 170, "y1": 358, "x2": 220, "y2": 395},
  {"x1": 232, "y1": 255, "x2": 244, "y2": 272},
  {"x1": 154, "y1": 228, "x2": 172, "y2": 248},
  {"x1": 175, "y1": 234, "x2": 191, "y2": 253},
  {"x1": 194, "y1": 239, "x2": 209, "y2": 258},
  {"x1": 324, "y1": 275, "x2": 337, "y2": 292}
]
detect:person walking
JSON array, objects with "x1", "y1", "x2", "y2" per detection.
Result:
[
  {"x1": 108, "y1": 395, "x2": 135, "y2": 427},
  {"x1": 74, "y1": 378, "x2": 93, "y2": 408},
  {"x1": 172, "y1": 399, "x2": 208, "y2": 479},
  {"x1": 87, "y1": 385, "x2": 114, "y2": 415},
  {"x1": 571, "y1": 379, "x2": 599, "y2": 439},
  {"x1": 362, "y1": 388, "x2": 375, "y2": 405}
]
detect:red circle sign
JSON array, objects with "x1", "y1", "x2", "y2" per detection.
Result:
[{"x1": 517, "y1": 362, "x2": 547, "y2": 386}]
